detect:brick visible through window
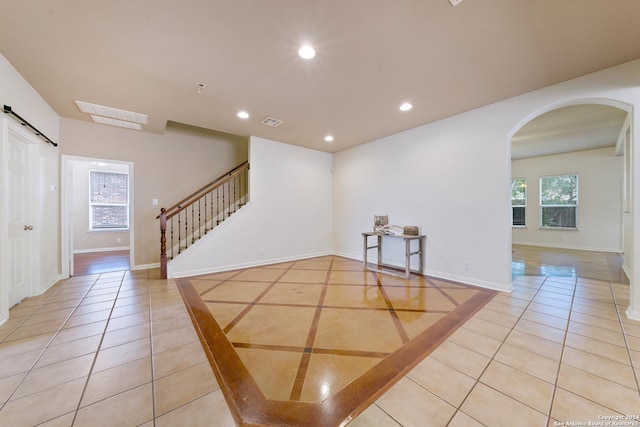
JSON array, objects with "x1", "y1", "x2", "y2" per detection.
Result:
[{"x1": 90, "y1": 171, "x2": 129, "y2": 229}]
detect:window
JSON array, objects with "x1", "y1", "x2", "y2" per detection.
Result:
[
  {"x1": 511, "y1": 178, "x2": 527, "y2": 226},
  {"x1": 540, "y1": 174, "x2": 578, "y2": 229},
  {"x1": 90, "y1": 171, "x2": 129, "y2": 230}
]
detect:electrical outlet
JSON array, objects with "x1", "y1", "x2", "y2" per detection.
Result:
[
  {"x1": 116, "y1": 238, "x2": 121, "y2": 244},
  {"x1": 464, "y1": 261, "x2": 470, "y2": 271},
  {"x1": 260, "y1": 248, "x2": 265, "y2": 255}
]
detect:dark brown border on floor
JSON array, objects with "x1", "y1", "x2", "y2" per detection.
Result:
[{"x1": 176, "y1": 267, "x2": 497, "y2": 427}]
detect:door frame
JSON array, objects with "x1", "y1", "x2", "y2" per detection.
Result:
[{"x1": 61, "y1": 155, "x2": 134, "y2": 278}]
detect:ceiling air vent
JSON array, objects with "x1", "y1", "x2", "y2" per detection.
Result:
[{"x1": 261, "y1": 117, "x2": 284, "y2": 127}]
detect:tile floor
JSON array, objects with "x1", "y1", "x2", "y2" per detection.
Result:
[
  {"x1": 175, "y1": 256, "x2": 497, "y2": 426},
  {"x1": 0, "y1": 251, "x2": 638, "y2": 426}
]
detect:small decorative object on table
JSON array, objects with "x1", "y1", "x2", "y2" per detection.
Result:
[
  {"x1": 373, "y1": 215, "x2": 389, "y2": 231},
  {"x1": 403, "y1": 226, "x2": 419, "y2": 236}
]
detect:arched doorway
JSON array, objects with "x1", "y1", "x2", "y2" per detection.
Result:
[{"x1": 508, "y1": 100, "x2": 632, "y2": 293}]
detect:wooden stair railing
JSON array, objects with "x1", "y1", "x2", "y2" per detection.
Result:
[{"x1": 158, "y1": 161, "x2": 249, "y2": 278}]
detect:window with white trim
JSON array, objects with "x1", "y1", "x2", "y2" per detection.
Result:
[
  {"x1": 539, "y1": 174, "x2": 578, "y2": 229},
  {"x1": 90, "y1": 171, "x2": 129, "y2": 230},
  {"x1": 511, "y1": 178, "x2": 526, "y2": 227}
]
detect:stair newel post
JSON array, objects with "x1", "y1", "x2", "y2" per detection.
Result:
[{"x1": 160, "y1": 208, "x2": 167, "y2": 279}]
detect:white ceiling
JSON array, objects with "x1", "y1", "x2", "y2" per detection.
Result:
[{"x1": 0, "y1": 1, "x2": 639, "y2": 153}]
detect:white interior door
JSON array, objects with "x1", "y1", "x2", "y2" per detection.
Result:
[{"x1": 7, "y1": 130, "x2": 32, "y2": 307}]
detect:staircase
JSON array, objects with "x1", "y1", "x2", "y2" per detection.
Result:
[{"x1": 158, "y1": 161, "x2": 249, "y2": 278}]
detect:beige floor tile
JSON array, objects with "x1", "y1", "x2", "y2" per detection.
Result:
[
  {"x1": 480, "y1": 360, "x2": 554, "y2": 414},
  {"x1": 314, "y1": 307, "x2": 404, "y2": 353},
  {"x1": 301, "y1": 353, "x2": 381, "y2": 403},
  {"x1": 81, "y1": 357, "x2": 152, "y2": 407},
  {"x1": 570, "y1": 310, "x2": 622, "y2": 333},
  {"x1": 0, "y1": 372, "x2": 26, "y2": 404},
  {"x1": 64, "y1": 309, "x2": 112, "y2": 328},
  {"x1": 73, "y1": 300, "x2": 115, "y2": 316},
  {"x1": 473, "y1": 307, "x2": 519, "y2": 328},
  {"x1": 3, "y1": 320, "x2": 62, "y2": 342},
  {"x1": 35, "y1": 334, "x2": 102, "y2": 368},
  {"x1": 461, "y1": 316, "x2": 512, "y2": 341},
  {"x1": 0, "y1": 348, "x2": 43, "y2": 378},
  {"x1": 74, "y1": 383, "x2": 153, "y2": 427},
  {"x1": 407, "y1": 356, "x2": 476, "y2": 407},
  {"x1": 151, "y1": 324, "x2": 199, "y2": 354},
  {"x1": 155, "y1": 390, "x2": 236, "y2": 427},
  {"x1": 260, "y1": 282, "x2": 325, "y2": 305},
  {"x1": 521, "y1": 309, "x2": 570, "y2": 330},
  {"x1": 350, "y1": 404, "x2": 402, "y2": 427},
  {"x1": 279, "y1": 269, "x2": 329, "y2": 283},
  {"x1": 101, "y1": 322, "x2": 150, "y2": 349},
  {"x1": 494, "y1": 343, "x2": 560, "y2": 384},
  {"x1": 51, "y1": 320, "x2": 107, "y2": 345},
  {"x1": 550, "y1": 388, "x2": 624, "y2": 424},
  {"x1": 447, "y1": 410, "x2": 485, "y2": 427},
  {"x1": 564, "y1": 332, "x2": 630, "y2": 365},
  {"x1": 376, "y1": 377, "x2": 457, "y2": 427},
  {"x1": 505, "y1": 329, "x2": 563, "y2": 361},
  {"x1": 532, "y1": 295, "x2": 572, "y2": 311},
  {"x1": 12, "y1": 353, "x2": 94, "y2": 399},
  {"x1": 448, "y1": 326, "x2": 503, "y2": 358},
  {"x1": 556, "y1": 364, "x2": 640, "y2": 414},
  {"x1": 92, "y1": 337, "x2": 150, "y2": 373},
  {"x1": 37, "y1": 412, "x2": 75, "y2": 427},
  {"x1": 0, "y1": 332, "x2": 54, "y2": 359},
  {"x1": 20, "y1": 307, "x2": 74, "y2": 327},
  {"x1": 526, "y1": 302, "x2": 570, "y2": 319},
  {"x1": 154, "y1": 362, "x2": 219, "y2": 417},
  {"x1": 560, "y1": 346, "x2": 637, "y2": 389},
  {"x1": 110, "y1": 301, "x2": 150, "y2": 318},
  {"x1": 324, "y1": 284, "x2": 388, "y2": 309},
  {"x1": 429, "y1": 341, "x2": 491, "y2": 379},
  {"x1": 0, "y1": 377, "x2": 86, "y2": 426},
  {"x1": 153, "y1": 340, "x2": 208, "y2": 379},
  {"x1": 105, "y1": 311, "x2": 149, "y2": 332},
  {"x1": 567, "y1": 320, "x2": 626, "y2": 347},
  {"x1": 570, "y1": 302, "x2": 619, "y2": 321},
  {"x1": 514, "y1": 318, "x2": 566, "y2": 343},
  {"x1": 461, "y1": 382, "x2": 547, "y2": 426},
  {"x1": 482, "y1": 299, "x2": 526, "y2": 318}
]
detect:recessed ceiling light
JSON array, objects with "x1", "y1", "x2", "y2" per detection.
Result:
[
  {"x1": 324, "y1": 135, "x2": 334, "y2": 142},
  {"x1": 400, "y1": 102, "x2": 413, "y2": 112},
  {"x1": 237, "y1": 111, "x2": 249, "y2": 119},
  {"x1": 298, "y1": 44, "x2": 316, "y2": 59}
]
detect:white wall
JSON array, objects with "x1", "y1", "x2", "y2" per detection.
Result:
[
  {"x1": 512, "y1": 147, "x2": 623, "y2": 252},
  {"x1": 0, "y1": 53, "x2": 60, "y2": 324},
  {"x1": 169, "y1": 136, "x2": 333, "y2": 277},
  {"x1": 333, "y1": 59, "x2": 640, "y2": 302}
]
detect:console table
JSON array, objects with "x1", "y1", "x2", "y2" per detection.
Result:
[{"x1": 362, "y1": 232, "x2": 426, "y2": 279}]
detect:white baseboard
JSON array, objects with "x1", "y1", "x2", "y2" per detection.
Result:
[
  {"x1": 512, "y1": 241, "x2": 622, "y2": 253},
  {"x1": 73, "y1": 247, "x2": 130, "y2": 254},
  {"x1": 169, "y1": 251, "x2": 333, "y2": 279},
  {"x1": 132, "y1": 262, "x2": 160, "y2": 271},
  {"x1": 331, "y1": 251, "x2": 512, "y2": 292},
  {"x1": 626, "y1": 306, "x2": 640, "y2": 322}
]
